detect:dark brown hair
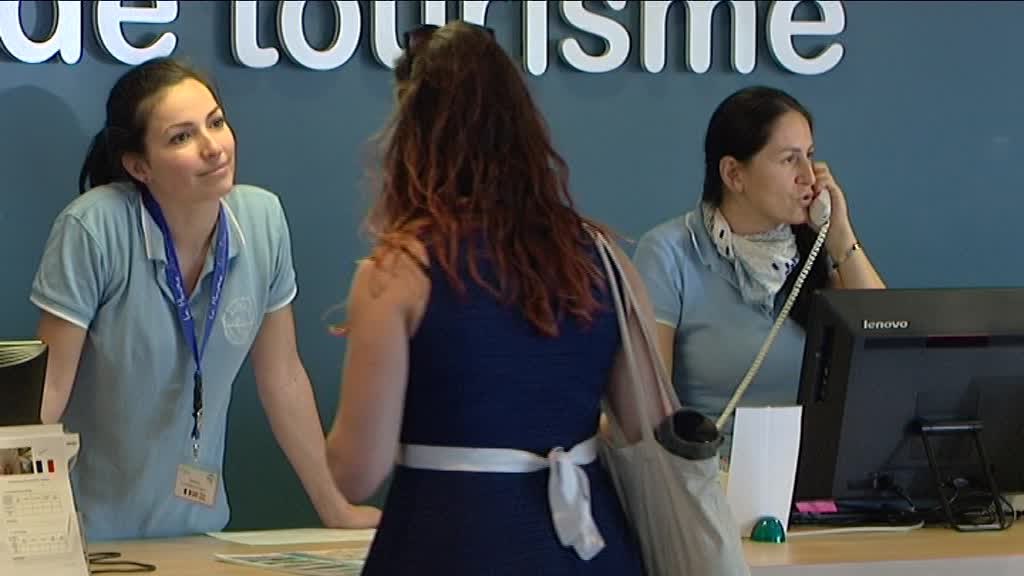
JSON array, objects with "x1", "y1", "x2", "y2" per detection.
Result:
[{"x1": 79, "y1": 57, "x2": 222, "y2": 194}]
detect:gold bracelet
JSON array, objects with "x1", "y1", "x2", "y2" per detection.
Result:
[{"x1": 832, "y1": 241, "x2": 862, "y2": 270}]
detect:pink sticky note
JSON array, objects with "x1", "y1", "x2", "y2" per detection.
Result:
[{"x1": 795, "y1": 500, "x2": 838, "y2": 513}]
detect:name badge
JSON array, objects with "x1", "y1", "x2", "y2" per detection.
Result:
[{"x1": 175, "y1": 463, "x2": 219, "y2": 507}]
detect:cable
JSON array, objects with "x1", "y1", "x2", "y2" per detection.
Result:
[
  {"x1": 717, "y1": 220, "x2": 830, "y2": 429},
  {"x1": 890, "y1": 483, "x2": 918, "y2": 512},
  {"x1": 788, "y1": 521, "x2": 925, "y2": 538},
  {"x1": 87, "y1": 552, "x2": 156, "y2": 574},
  {"x1": 936, "y1": 475, "x2": 1016, "y2": 530},
  {"x1": 955, "y1": 493, "x2": 1016, "y2": 530}
]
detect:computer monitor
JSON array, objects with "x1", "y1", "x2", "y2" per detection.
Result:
[
  {"x1": 794, "y1": 288, "x2": 1024, "y2": 513},
  {"x1": 0, "y1": 341, "x2": 48, "y2": 426}
]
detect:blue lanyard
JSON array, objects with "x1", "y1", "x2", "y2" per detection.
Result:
[{"x1": 141, "y1": 193, "x2": 229, "y2": 461}]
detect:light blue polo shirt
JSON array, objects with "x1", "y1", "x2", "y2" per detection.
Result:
[
  {"x1": 31, "y1": 182, "x2": 297, "y2": 541},
  {"x1": 632, "y1": 206, "x2": 806, "y2": 453}
]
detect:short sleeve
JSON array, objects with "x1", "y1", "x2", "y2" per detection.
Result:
[
  {"x1": 30, "y1": 214, "x2": 107, "y2": 329},
  {"x1": 632, "y1": 229, "x2": 685, "y2": 329},
  {"x1": 265, "y1": 197, "x2": 298, "y2": 313}
]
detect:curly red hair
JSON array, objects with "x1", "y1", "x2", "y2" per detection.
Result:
[{"x1": 367, "y1": 21, "x2": 606, "y2": 337}]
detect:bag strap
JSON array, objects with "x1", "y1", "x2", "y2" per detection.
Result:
[
  {"x1": 715, "y1": 221, "x2": 831, "y2": 429},
  {"x1": 594, "y1": 230, "x2": 677, "y2": 415},
  {"x1": 589, "y1": 227, "x2": 675, "y2": 444}
]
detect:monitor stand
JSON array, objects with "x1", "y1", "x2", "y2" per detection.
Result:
[{"x1": 917, "y1": 420, "x2": 1012, "y2": 532}]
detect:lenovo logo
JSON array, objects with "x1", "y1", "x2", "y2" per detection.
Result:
[{"x1": 863, "y1": 320, "x2": 910, "y2": 330}]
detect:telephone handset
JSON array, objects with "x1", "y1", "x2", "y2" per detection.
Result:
[
  {"x1": 716, "y1": 190, "x2": 833, "y2": 430},
  {"x1": 809, "y1": 190, "x2": 832, "y2": 231}
]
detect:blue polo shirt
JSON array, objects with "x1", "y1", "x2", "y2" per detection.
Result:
[
  {"x1": 31, "y1": 182, "x2": 297, "y2": 540},
  {"x1": 632, "y1": 207, "x2": 806, "y2": 452}
]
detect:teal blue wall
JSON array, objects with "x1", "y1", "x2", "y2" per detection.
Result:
[{"x1": 2, "y1": 1, "x2": 1021, "y2": 529}]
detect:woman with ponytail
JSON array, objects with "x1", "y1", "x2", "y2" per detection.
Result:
[
  {"x1": 633, "y1": 86, "x2": 885, "y2": 456},
  {"x1": 31, "y1": 57, "x2": 379, "y2": 541}
]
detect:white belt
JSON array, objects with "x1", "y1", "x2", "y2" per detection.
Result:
[{"x1": 398, "y1": 436, "x2": 606, "y2": 561}]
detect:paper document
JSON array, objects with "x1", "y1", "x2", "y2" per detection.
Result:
[
  {"x1": 0, "y1": 424, "x2": 88, "y2": 576},
  {"x1": 215, "y1": 548, "x2": 367, "y2": 575},
  {"x1": 207, "y1": 528, "x2": 376, "y2": 546},
  {"x1": 726, "y1": 405, "x2": 803, "y2": 537}
]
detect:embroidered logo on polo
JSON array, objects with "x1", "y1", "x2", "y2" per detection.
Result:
[{"x1": 221, "y1": 296, "x2": 256, "y2": 346}]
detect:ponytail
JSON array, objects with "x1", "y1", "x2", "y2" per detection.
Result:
[{"x1": 79, "y1": 128, "x2": 118, "y2": 194}]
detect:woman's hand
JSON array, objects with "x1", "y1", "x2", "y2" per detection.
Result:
[{"x1": 812, "y1": 161, "x2": 857, "y2": 259}]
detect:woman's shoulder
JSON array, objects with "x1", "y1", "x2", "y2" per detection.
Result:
[
  {"x1": 65, "y1": 181, "x2": 136, "y2": 214},
  {"x1": 636, "y1": 210, "x2": 703, "y2": 263},
  {"x1": 220, "y1": 185, "x2": 295, "y2": 248},
  {"x1": 57, "y1": 181, "x2": 140, "y2": 235},
  {"x1": 371, "y1": 233, "x2": 431, "y2": 275},
  {"x1": 223, "y1": 184, "x2": 284, "y2": 217},
  {"x1": 349, "y1": 235, "x2": 431, "y2": 328}
]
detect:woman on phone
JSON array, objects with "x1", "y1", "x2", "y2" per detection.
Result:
[{"x1": 633, "y1": 86, "x2": 885, "y2": 450}]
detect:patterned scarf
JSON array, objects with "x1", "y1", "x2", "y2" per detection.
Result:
[{"x1": 702, "y1": 203, "x2": 799, "y2": 313}]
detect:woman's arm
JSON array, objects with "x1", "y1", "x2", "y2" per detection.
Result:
[
  {"x1": 814, "y1": 161, "x2": 886, "y2": 289},
  {"x1": 251, "y1": 305, "x2": 380, "y2": 527},
  {"x1": 326, "y1": 243, "x2": 429, "y2": 501},
  {"x1": 37, "y1": 312, "x2": 87, "y2": 423}
]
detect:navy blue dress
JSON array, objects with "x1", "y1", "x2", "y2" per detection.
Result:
[{"x1": 362, "y1": 239, "x2": 644, "y2": 575}]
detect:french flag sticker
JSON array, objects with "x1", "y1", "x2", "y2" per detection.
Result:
[{"x1": 33, "y1": 460, "x2": 56, "y2": 474}]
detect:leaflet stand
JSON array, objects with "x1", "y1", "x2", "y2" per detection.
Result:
[
  {"x1": 0, "y1": 424, "x2": 88, "y2": 575},
  {"x1": 917, "y1": 419, "x2": 1009, "y2": 532}
]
